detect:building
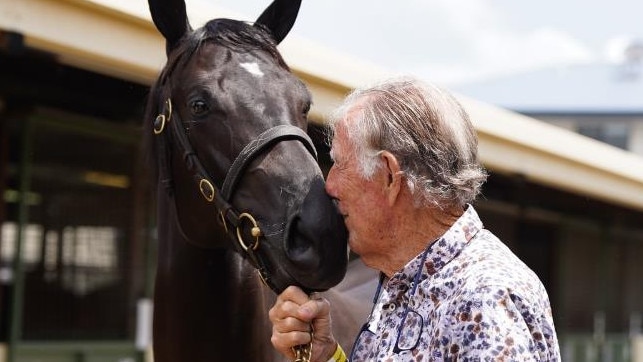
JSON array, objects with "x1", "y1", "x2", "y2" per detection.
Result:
[
  {"x1": 453, "y1": 40, "x2": 643, "y2": 156},
  {"x1": 1, "y1": 0, "x2": 643, "y2": 361}
]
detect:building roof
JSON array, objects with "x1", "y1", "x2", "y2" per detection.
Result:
[
  {"x1": 3, "y1": 0, "x2": 643, "y2": 212},
  {"x1": 454, "y1": 62, "x2": 643, "y2": 114}
]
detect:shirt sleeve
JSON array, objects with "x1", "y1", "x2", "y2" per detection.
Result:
[{"x1": 439, "y1": 285, "x2": 559, "y2": 361}]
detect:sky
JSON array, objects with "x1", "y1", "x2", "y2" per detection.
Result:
[{"x1": 209, "y1": 0, "x2": 643, "y2": 86}]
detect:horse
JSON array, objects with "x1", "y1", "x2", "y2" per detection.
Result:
[{"x1": 143, "y1": 0, "x2": 375, "y2": 360}]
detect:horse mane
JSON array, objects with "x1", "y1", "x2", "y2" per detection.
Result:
[{"x1": 142, "y1": 18, "x2": 290, "y2": 182}]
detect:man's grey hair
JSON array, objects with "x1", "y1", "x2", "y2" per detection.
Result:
[{"x1": 328, "y1": 77, "x2": 487, "y2": 209}]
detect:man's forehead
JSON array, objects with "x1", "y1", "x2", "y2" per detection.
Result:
[
  {"x1": 327, "y1": 131, "x2": 344, "y2": 165},
  {"x1": 330, "y1": 103, "x2": 361, "y2": 154},
  {"x1": 331, "y1": 120, "x2": 350, "y2": 148}
]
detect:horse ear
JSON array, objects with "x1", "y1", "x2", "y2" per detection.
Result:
[
  {"x1": 148, "y1": 0, "x2": 193, "y2": 54},
  {"x1": 254, "y1": 0, "x2": 302, "y2": 44}
]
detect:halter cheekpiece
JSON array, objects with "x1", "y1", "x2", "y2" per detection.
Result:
[{"x1": 153, "y1": 98, "x2": 318, "y2": 292}]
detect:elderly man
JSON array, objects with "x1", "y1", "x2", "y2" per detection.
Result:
[{"x1": 269, "y1": 77, "x2": 560, "y2": 361}]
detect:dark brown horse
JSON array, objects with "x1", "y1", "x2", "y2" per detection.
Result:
[{"x1": 143, "y1": 0, "x2": 376, "y2": 361}]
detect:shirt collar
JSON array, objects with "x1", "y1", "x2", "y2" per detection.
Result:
[{"x1": 384, "y1": 205, "x2": 483, "y2": 296}]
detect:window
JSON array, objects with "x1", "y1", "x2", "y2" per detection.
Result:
[
  {"x1": 577, "y1": 122, "x2": 629, "y2": 150},
  {"x1": 2, "y1": 113, "x2": 152, "y2": 340}
]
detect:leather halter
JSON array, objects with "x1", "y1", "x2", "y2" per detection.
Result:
[{"x1": 153, "y1": 98, "x2": 318, "y2": 292}]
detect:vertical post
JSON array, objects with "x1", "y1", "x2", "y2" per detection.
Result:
[
  {"x1": 557, "y1": 218, "x2": 570, "y2": 359},
  {"x1": 631, "y1": 312, "x2": 643, "y2": 338},
  {"x1": 144, "y1": 200, "x2": 156, "y2": 300},
  {"x1": 594, "y1": 223, "x2": 612, "y2": 361},
  {"x1": 631, "y1": 312, "x2": 643, "y2": 362},
  {"x1": 128, "y1": 145, "x2": 154, "y2": 362},
  {"x1": 8, "y1": 118, "x2": 32, "y2": 362},
  {"x1": 0, "y1": 100, "x2": 7, "y2": 357},
  {"x1": 139, "y1": 201, "x2": 157, "y2": 362}
]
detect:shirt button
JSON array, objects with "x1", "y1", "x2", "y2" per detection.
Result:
[{"x1": 382, "y1": 303, "x2": 397, "y2": 312}]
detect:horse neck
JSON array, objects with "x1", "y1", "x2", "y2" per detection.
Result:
[{"x1": 152, "y1": 191, "x2": 281, "y2": 361}]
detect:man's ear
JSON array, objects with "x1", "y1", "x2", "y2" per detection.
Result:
[{"x1": 379, "y1": 151, "x2": 403, "y2": 206}]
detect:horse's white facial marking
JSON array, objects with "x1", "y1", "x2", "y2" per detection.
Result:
[{"x1": 240, "y1": 62, "x2": 264, "y2": 77}]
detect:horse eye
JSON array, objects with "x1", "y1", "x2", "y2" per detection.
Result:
[
  {"x1": 302, "y1": 102, "x2": 311, "y2": 115},
  {"x1": 190, "y1": 100, "x2": 209, "y2": 116}
]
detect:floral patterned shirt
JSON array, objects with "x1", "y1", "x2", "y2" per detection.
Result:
[{"x1": 349, "y1": 205, "x2": 560, "y2": 361}]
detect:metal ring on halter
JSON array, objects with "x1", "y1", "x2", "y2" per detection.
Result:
[
  {"x1": 164, "y1": 98, "x2": 173, "y2": 122},
  {"x1": 236, "y1": 212, "x2": 261, "y2": 251},
  {"x1": 199, "y1": 179, "x2": 215, "y2": 202},
  {"x1": 154, "y1": 98, "x2": 173, "y2": 134},
  {"x1": 153, "y1": 114, "x2": 166, "y2": 134}
]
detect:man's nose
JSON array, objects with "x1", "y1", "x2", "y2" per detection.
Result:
[{"x1": 324, "y1": 165, "x2": 338, "y2": 198}]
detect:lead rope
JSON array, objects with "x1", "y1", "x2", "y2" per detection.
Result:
[
  {"x1": 292, "y1": 337, "x2": 312, "y2": 362},
  {"x1": 292, "y1": 291, "x2": 321, "y2": 362}
]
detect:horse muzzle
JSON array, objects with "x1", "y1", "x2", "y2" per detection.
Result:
[{"x1": 277, "y1": 177, "x2": 349, "y2": 292}]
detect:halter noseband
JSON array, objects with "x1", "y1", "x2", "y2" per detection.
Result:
[{"x1": 153, "y1": 98, "x2": 318, "y2": 292}]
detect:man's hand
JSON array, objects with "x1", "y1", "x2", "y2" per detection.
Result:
[{"x1": 269, "y1": 286, "x2": 338, "y2": 361}]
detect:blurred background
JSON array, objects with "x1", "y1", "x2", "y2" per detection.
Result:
[
  {"x1": 0, "y1": 0, "x2": 642, "y2": 361},
  {"x1": 215, "y1": 0, "x2": 641, "y2": 85}
]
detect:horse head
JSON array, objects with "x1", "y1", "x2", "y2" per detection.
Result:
[{"x1": 145, "y1": 0, "x2": 348, "y2": 293}]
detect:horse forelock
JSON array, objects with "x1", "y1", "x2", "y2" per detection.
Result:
[
  {"x1": 203, "y1": 19, "x2": 288, "y2": 70},
  {"x1": 161, "y1": 18, "x2": 288, "y2": 86}
]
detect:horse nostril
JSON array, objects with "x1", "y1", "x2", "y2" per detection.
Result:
[
  {"x1": 284, "y1": 216, "x2": 318, "y2": 270},
  {"x1": 279, "y1": 176, "x2": 348, "y2": 290}
]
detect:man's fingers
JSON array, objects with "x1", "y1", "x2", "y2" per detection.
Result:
[
  {"x1": 279, "y1": 286, "x2": 310, "y2": 304},
  {"x1": 272, "y1": 315, "x2": 311, "y2": 334},
  {"x1": 271, "y1": 328, "x2": 313, "y2": 358},
  {"x1": 269, "y1": 298, "x2": 302, "y2": 321},
  {"x1": 297, "y1": 298, "x2": 330, "y2": 321},
  {"x1": 269, "y1": 287, "x2": 336, "y2": 361},
  {"x1": 270, "y1": 287, "x2": 329, "y2": 323}
]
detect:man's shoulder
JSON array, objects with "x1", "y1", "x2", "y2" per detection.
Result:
[{"x1": 449, "y1": 230, "x2": 547, "y2": 299}]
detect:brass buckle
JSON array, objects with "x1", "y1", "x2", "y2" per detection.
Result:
[
  {"x1": 153, "y1": 99, "x2": 173, "y2": 134},
  {"x1": 164, "y1": 98, "x2": 172, "y2": 122},
  {"x1": 199, "y1": 179, "x2": 215, "y2": 202},
  {"x1": 236, "y1": 212, "x2": 261, "y2": 251},
  {"x1": 153, "y1": 114, "x2": 166, "y2": 134}
]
